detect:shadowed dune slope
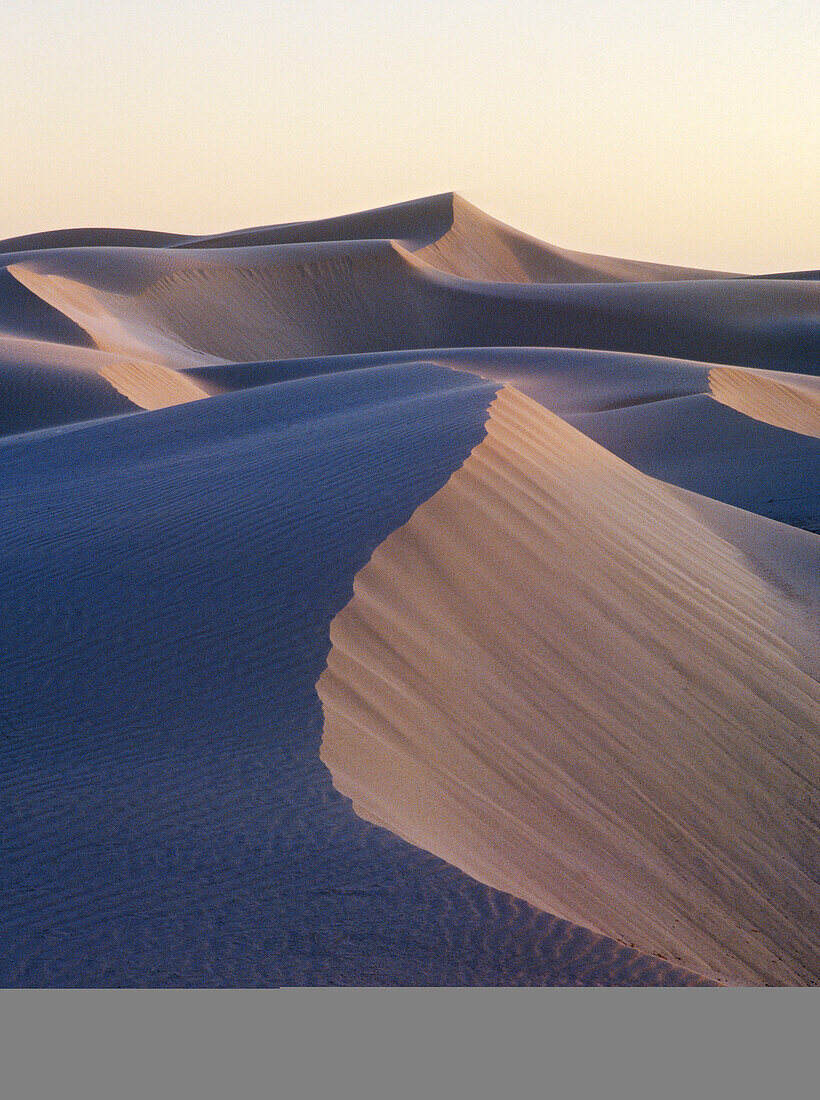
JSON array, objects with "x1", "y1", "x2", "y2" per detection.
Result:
[
  {"x1": 0, "y1": 269, "x2": 94, "y2": 346},
  {"x1": 0, "y1": 335, "x2": 214, "y2": 436},
  {"x1": 0, "y1": 227, "x2": 189, "y2": 263},
  {"x1": 755, "y1": 270, "x2": 820, "y2": 282},
  {"x1": 424, "y1": 272, "x2": 820, "y2": 375},
  {"x1": 318, "y1": 387, "x2": 820, "y2": 986},
  {"x1": 188, "y1": 346, "x2": 713, "y2": 413},
  {"x1": 406, "y1": 195, "x2": 732, "y2": 282},
  {"x1": 0, "y1": 367, "x2": 710, "y2": 987},
  {"x1": 8, "y1": 237, "x2": 817, "y2": 373},
  {"x1": 0, "y1": 335, "x2": 137, "y2": 435},
  {"x1": 190, "y1": 346, "x2": 820, "y2": 450},
  {"x1": 709, "y1": 366, "x2": 820, "y2": 439},
  {"x1": 7, "y1": 242, "x2": 437, "y2": 366},
  {"x1": 187, "y1": 347, "x2": 820, "y2": 535},
  {"x1": 569, "y1": 394, "x2": 820, "y2": 532}
]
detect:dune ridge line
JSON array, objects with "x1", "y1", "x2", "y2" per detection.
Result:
[
  {"x1": 709, "y1": 365, "x2": 820, "y2": 439},
  {"x1": 318, "y1": 385, "x2": 820, "y2": 986}
]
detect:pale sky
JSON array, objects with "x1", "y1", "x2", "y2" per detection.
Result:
[{"x1": 2, "y1": 0, "x2": 818, "y2": 271}]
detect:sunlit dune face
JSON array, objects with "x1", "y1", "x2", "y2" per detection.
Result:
[
  {"x1": 96, "y1": 360, "x2": 211, "y2": 410},
  {"x1": 710, "y1": 366, "x2": 820, "y2": 439},
  {"x1": 319, "y1": 385, "x2": 820, "y2": 987},
  {"x1": 0, "y1": 177, "x2": 817, "y2": 989}
]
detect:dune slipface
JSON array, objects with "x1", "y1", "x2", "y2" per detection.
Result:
[
  {"x1": 1, "y1": 194, "x2": 817, "y2": 986},
  {"x1": 318, "y1": 387, "x2": 820, "y2": 986},
  {"x1": 708, "y1": 366, "x2": 820, "y2": 440}
]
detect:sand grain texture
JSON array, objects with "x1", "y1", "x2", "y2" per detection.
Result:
[
  {"x1": 319, "y1": 387, "x2": 820, "y2": 986},
  {"x1": 2, "y1": 194, "x2": 817, "y2": 986},
  {"x1": 709, "y1": 366, "x2": 820, "y2": 439}
]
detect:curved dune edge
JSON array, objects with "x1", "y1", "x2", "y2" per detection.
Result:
[
  {"x1": 709, "y1": 366, "x2": 820, "y2": 439},
  {"x1": 318, "y1": 386, "x2": 820, "y2": 986},
  {"x1": 7, "y1": 264, "x2": 221, "y2": 367},
  {"x1": 402, "y1": 195, "x2": 733, "y2": 283},
  {"x1": 7, "y1": 243, "x2": 423, "y2": 366},
  {"x1": 1, "y1": 193, "x2": 724, "y2": 284},
  {"x1": 0, "y1": 333, "x2": 213, "y2": 414},
  {"x1": 96, "y1": 360, "x2": 211, "y2": 410}
]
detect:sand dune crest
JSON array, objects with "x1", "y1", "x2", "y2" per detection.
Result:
[
  {"x1": 406, "y1": 194, "x2": 732, "y2": 283},
  {"x1": 710, "y1": 366, "x2": 820, "y2": 439},
  {"x1": 96, "y1": 359, "x2": 211, "y2": 410},
  {"x1": 0, "y1": 332, "x2": 213, "y2": 421},
  {"x1": 318, "y1": 386, "x2": 820, "y2": 986}
]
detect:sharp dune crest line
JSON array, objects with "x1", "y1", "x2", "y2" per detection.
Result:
[
  {"x1": 405, "y1": 195, "x2": 731, "y2": 283},
  {"x1": 7, "y1": 264, "x2": 222, "y2": 367},
  {"x1": 709, "y1": 366, "x2": 820, "y2": 439},
  {"x1": 318, "y1": 386, "x2": 820, "y2": 986},
  {"x1": 0, "y1": 331, "x2": 214, "y2": 413},
  {"x1": 96, "y1": 359, "x2": 211, "y2": 410}
]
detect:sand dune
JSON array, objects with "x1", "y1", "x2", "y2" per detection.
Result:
[
  {"x1": 0, "y1": 268, "x2": 93, "y2": 346},
  {"x1": 423, "y1": 271, "x2": 820, "y2": 374},
  {"x1": 189, "y1": 345, "x2": 820, "y2": 443},
  {"x1": 0, "y1": 333, "x2": 214, "y2": 433},
  {"x1": 7, "y1": 241, "x2": 433, "y2": 365},
  {"x1": 185, "y1": 346, "x2": 711, "y2": 412},
  {"x1": 8, "y1": 241, "x2": 817, "y2": 377},
  {"x1": 1, "y1": 195, "x2": 817, "y2": 987},
  {"x1": 187, "y1": 346, "x2": 820, "y2": 534},
  {"x1": 94, "y1": 360, "x2": 212, "y2": 410},
  {"x1": 175, "y1": 192, "x2": 455, "y2": 253},
  {"x1": 0, "y1": 227, "x2": 189, "y2": 261},
  {"x1": 0, "y1": 334, "x2": 136, "y2": 434},
  {"x1": 103, "y1": 192, "x2": 726, "y2": 282},
  {"x1": 569, "y1": 394, "x2": 820, "y2": 531},
  {"x1": 709, "y1": 366, "x2": 820, "y2": 439},
  {"x1": 0, "y1": 365, "x2": 712, "y2": 987},
  {"x1": 319, "y1": 387, "x2": 820, "y2": 985},
  {"x1": 669, "y1": 489, "x2": 820, "y2": 679},
  {"x1": 404, "y1": 194, "x2": 732, "y2": 283}
]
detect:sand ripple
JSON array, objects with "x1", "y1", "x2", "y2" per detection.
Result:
[{"x1": 319, "y1": 386, "x2": 820, "y2": 985}]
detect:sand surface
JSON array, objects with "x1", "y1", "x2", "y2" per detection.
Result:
[
  {"x1": 709, "y1": 366, "x2": 820, "y2": 439},
  {"x1": 1, "y1": 195, "x2": 817, "y2": 986},
  {"x1": 0, "y1": 333, "x2": 213, "y2": 431},
  {"x1": 319, "y1": 387, "x2": 819, "y2": 985}
]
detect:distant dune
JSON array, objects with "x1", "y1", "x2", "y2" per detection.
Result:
[
  {"x1": 6, "y1": 195, "x2": 818, "y2": 375},
  {"x1": 709, "y1": 366, "x2": 820, "y2": 439},
  {"x1": 0, "y1": 333, "x2": 213, "y2": 425},
  {"x1": 1, "y1": 194, "x2": 817, "y2": 986}
]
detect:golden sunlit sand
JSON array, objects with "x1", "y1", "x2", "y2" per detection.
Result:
[
  {"x1": 1, "y1": 194, "x2": 817, "y2": 987},
  {"x1": 709, "y1": 365, "x2": 820, "y2": 439},
  {"x1": 319, "y1": 386, "x2": 819, "y2": 986}
]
